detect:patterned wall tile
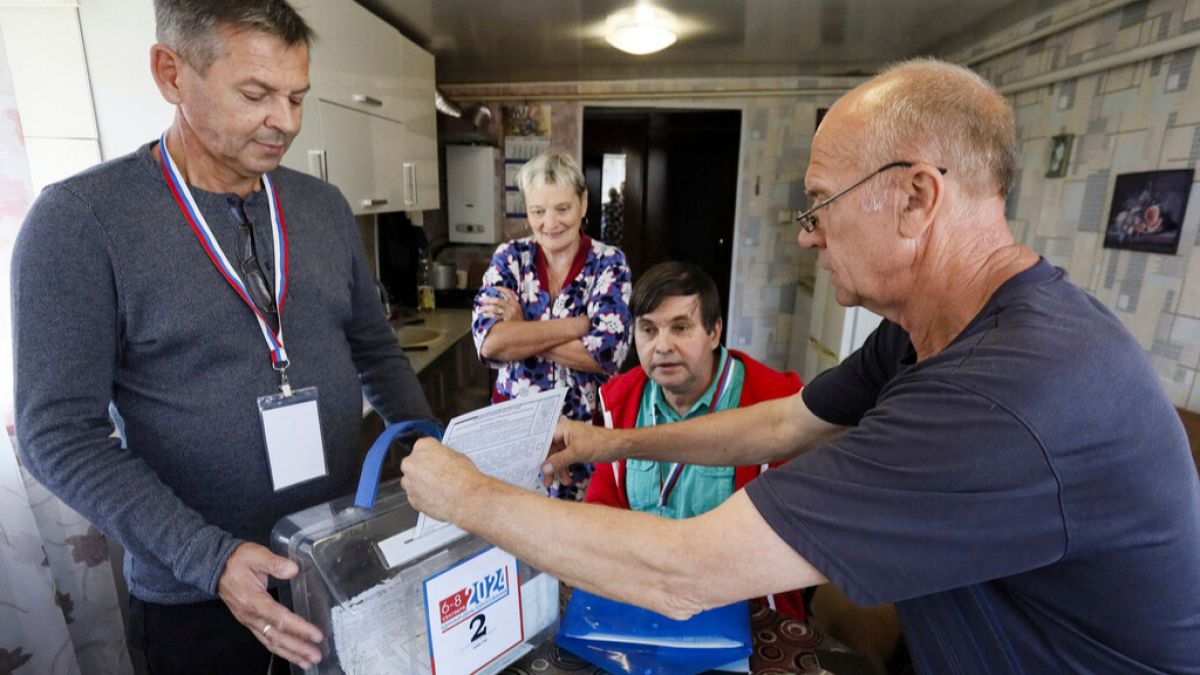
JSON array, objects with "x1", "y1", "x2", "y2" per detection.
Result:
[
  {"x1": 1007, "y1": 168, "x2": 1023, "y2": 219},
  {"x1": 1068, "y1": 231, "x2": 1103, "y2": 285},
  {"x1": 1104, "y1": 247, "x2": 1121, "y2": 289},
  {"x1": 1162, "y1": 125, "x2": 1196, "y2": 161},
  {"x1": 1159, "y1": 11, "x2": 1174, "y2": 41},
  {"x1": 1171, "y1": 314, "x2": 1200, "y2": 366},
  {"x1": 445, "y1": 0, "x2": 1200, "y2": 398},
  {"x1": 1183, "y1": 250, "x2": 1200, "y2": 315},
  {"x1": 1157, "y1": 360, "x2": 1195, "y2": 406},
  {"x1": 1121, "y1": 252, "x2": 1148, "y2": 314},
  {"x1": 1121, "y1": 1, "x2": 1150, "y2": 29},
  {"x1": 1165, "y1": 48, "x2": 1196, "y2": 92},
  {"x1": 1080, "y1": 170, "x2": 1112, "y2": 231}
]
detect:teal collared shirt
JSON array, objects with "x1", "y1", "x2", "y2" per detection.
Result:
[{"x1": 627, "y1": 348, "x2": 745, "y2": 518}]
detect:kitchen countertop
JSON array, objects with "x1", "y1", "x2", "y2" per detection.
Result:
[
  {"x1": 393, "y1": 308, "x2": 474, "y2": 375},
  {"x1": 362, "y1": 308, "x2": 474, "y2": 417}
]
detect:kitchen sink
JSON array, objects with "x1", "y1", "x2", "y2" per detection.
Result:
[{"x1": 396, "y1": 325, "x2": 443, "y2": 348}]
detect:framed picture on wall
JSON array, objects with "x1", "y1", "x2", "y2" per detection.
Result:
[
  {"x1": 1045, "y1": 133, "x2": 1073, "y2": 177},
  {"x1": 1102, "y1": 169, "x2": 1194, "y2": 255}
]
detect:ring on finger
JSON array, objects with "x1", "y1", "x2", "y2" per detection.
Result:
[{"x1": 261, "y1": 623, "x2": 273, "y2": 638}]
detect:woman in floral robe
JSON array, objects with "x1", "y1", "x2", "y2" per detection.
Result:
[
  {"x1": 473, "y1": 153, "x2": 632, "y2": 498},
  {"x1": 474, "y1": 152, "x2": 632, "y2": 423}
]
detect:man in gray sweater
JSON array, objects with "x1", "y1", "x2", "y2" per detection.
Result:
[{"x1": 11, "y1": 1, "x2": 433, "y2": 671}]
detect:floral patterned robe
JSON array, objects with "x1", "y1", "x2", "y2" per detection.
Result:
[{"x1": 472, "y1": 235, "x2": 632, "y2": 422}]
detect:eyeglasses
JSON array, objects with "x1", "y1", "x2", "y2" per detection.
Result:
[
  {"x1": 228, "y1": 201, "x2": 278, "y2": 323},
  {"x1": 793, "y1": 161, "x2": 949, "y2": 233}
]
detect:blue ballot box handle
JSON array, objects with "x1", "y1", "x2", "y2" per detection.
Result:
[{"x1": 355, "y1": 420, "x2": 444, "y2": 509}]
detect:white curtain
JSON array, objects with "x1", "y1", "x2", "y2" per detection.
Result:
[{"x1": 1, "y1": 28, "x2": 132, "y2": 675}]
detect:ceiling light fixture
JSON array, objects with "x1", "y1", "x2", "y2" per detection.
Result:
[{"x1": 605, "y1": 5, "x2": 678, "y2": 55}]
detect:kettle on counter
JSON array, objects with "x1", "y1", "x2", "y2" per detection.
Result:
[{"x1": 433, "y1": 262, "x2": 457, "y2": 290}]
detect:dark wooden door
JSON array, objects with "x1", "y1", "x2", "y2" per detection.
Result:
[
  {"x1": 583, "y1": 113, "x2": 648, "y2": 274},
  {"x1": 583, "y1": 108, "x2": 740, "y2": 329}
]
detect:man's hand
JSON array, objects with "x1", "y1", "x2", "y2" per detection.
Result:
[
  {"x1": 400, "y1": 437, "x2": 486, "y2": 522},
  {"x1": 545, "y1": 418, "x2": 623, "y2": 486},
  {"x1": 217, "y1": 542, "x2": 323, "y2": 669}
]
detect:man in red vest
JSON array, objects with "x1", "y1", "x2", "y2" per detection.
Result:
[{"x1": 584, "y1": 261, "x2": 809, "y2": 619}]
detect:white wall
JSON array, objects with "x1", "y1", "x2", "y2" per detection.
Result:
[
  {"x1": 0, "y1": 23, "x2": 33, "y2": 420},
  {"x1": 0, "y1": 0, "x2": 173, "y2": 197},
  {"x1": 0, "y1": 4, "x2": 100, "y2": 193},
  {"x1": 78, "y1": 0, "x2": 172, "y2": 160}
]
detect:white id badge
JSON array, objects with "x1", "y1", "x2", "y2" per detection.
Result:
[{"x1": 257, "y1": 386, "x2": 327, "y2": 491}]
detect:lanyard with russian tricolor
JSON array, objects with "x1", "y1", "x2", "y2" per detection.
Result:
[
  {"x1": 157, "y1": 132, "x2": 295, "y2": 395},
  {"x1": 653, "y1": 352, "x2": 736, "y2": 508}
]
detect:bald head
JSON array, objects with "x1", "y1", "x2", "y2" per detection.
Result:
[{"x1": 828, "y1": 58, "x2": 1016, "y2": 200}]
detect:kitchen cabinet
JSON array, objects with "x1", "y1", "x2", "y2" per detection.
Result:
[
  {"x1": 308, "y1": 100, "x2": 406, "y2": 213},
  {"x1": 396, "y1": 36, "x2": 439, "y2": 211},
  {"x1": 283, "y1": 0, "x2": 439, "y2": 215},
  {"x1": 417, "y1": 332, "x2": 491, "y2": 425},
  {"x1": 299, "y1": 0, "x2": 406, "y2": 122}
]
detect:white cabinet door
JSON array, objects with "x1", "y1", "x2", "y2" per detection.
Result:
[
  {"x1": 288, "y1": 0, "x2": 440, "y2": 215},
  {"x1": 318, "y1": 100, "x2": 404, "y2": 216},
  {"x1": 279, "y1": 93, "x2": 326, "y2": 178},
  {"x1": 303, "y1": 0, "x2": 405, "y2": 122},
  {"x1": 397, "y1": 35, "x2": 439, "y2": 211}
]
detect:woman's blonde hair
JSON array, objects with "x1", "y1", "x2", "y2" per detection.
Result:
[{"x1": 516, "y1": 152, "x2": 587, "y2": 199}]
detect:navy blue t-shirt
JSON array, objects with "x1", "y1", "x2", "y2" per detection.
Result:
[{"x1": 746, "y1": 259, "x2": 1200, "y2": 673}]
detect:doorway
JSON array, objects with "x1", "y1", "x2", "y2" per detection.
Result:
[{"x1": 582, "y1": 108, "x2": 741, "y2": 331}]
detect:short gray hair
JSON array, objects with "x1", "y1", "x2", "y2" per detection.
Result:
[
  {"x1": 516, "y1": 152, "x2": 587, "y2": 199},
  {"x1": 154, "y1": 0, "x2": 314, "y2": 74},
  {"x1": 856, "y1": 58, "x2": 1016, "y2": 199}
]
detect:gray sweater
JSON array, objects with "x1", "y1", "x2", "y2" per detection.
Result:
[{"x1": 12, "y1": 142, "x2": 434, "y2": 603}]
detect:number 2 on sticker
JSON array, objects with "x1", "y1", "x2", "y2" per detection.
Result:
[{"x1": 470, "y1": 613, "x2": 487, "y2": 642}]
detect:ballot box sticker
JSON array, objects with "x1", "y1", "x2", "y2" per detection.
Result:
[{"x1": 423, "y1": 546, "x2": 524, "y2": 674}]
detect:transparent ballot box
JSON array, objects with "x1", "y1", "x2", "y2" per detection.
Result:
[{"x1": 270, "y1": 421, "x2": 560, "y2": 674}]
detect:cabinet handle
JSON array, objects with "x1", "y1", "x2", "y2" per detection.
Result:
[
  {"x1": 403, "y1": 162, "x2": 417, "y2": 206},
  {"x1": 307, "y1": 150, "x2": 328, "y2": 181},
  {"x1": 352, "y1": 93, "x2": 383, "y2": 106},
  {"x1": 360, "y1": 198, "x2": 389, "y2": 207}
]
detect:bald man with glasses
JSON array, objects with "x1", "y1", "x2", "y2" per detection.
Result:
[{"x1": 401, "y1": 58, "x2": 1200, "y2": 673}]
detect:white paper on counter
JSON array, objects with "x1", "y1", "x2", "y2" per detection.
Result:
[{"x1": 415, "y1": 387, "x2": 567, "y2": 539}]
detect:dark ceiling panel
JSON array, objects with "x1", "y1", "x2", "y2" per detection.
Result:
[{"x1": 356, "y1": 0, "x2": 1058, "y2": 84}]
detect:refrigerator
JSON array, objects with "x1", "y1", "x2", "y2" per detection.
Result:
[{"x1": 788, "y1": 267, "x2": 883, "y2": 383}]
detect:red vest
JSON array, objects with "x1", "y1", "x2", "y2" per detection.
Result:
[{"x1": 585, "y1": 350, "x2": 809, "y2": 620}]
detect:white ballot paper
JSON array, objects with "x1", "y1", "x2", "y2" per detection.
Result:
[{"x1": 414, "y1": 387, "x2": 568, "y2": 540}]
